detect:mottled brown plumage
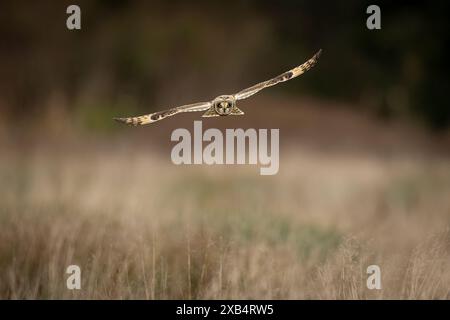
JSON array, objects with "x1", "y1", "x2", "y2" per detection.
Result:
[{"x1": 114, "y1": 49, "x2": 322, "y2": 126}]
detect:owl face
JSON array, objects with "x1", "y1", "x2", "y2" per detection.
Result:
[{"x1": 213, "y1": 95, "x2": 235, "y2": 115}]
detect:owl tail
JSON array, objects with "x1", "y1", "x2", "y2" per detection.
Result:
[{"x1": 202, "y1": 106, "x2": 244, "y2": 117}]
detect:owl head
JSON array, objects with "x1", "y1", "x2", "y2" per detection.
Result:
[{"x1": 213, "y1": 95, "x2": 236, "y2": 115}]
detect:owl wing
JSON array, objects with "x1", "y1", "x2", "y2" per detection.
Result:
[
  {"x1": 114, "y1": 101, "x2": 212, "y2": 126},
  {"x1": 233, "y1": 49, "x2": 322, "y2": 101}
]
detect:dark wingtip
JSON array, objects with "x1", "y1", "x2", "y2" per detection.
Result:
[{"x1": 316, "y1": 49, "x2": 323, "y2": 58}]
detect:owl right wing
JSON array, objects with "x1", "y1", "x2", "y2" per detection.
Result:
[
  {"x1": 114, "y1": 101, "x2": 212, "y2": 126},
  {"x1": 233, "y1": 49, "x2": 322, "y2": 101}
]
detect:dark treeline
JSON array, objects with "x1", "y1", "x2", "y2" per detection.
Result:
[{"x1": 0, "y1": 0, "x2": 448, "y2": 130}]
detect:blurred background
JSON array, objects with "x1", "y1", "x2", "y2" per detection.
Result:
[
  {"x1": 1, "y1": 1, "x2": 450, "y2": 139},
  {"x1": 0, "y1": 0, "x2": 450, "y2": 299}
]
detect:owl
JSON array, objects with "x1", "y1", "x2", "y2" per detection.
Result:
[{"x1": 115, "y1": 49, "x2": 322, "y2": 126}]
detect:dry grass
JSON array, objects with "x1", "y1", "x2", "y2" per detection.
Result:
[{"x1": 0, "y1": 142, "x2": 450, "y2": 299}]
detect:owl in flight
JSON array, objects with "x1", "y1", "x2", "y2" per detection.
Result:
[{"x1": 114, "y1": 49, "x2": 322, "y2": 126}]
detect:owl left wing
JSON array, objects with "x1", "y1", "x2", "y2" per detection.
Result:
[
  {"x1": 114, "y1": 101, "x2": 211, "y2": 126},
  {"x1": 233, "y1": 49, "x2": 322, "y2": 101}
]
